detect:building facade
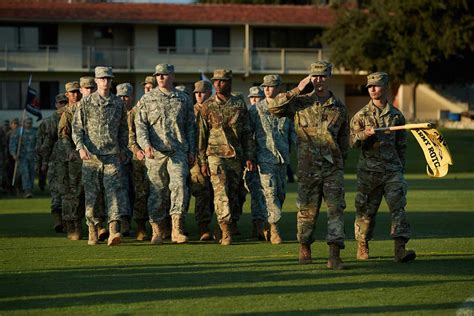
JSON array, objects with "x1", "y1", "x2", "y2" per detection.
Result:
[{"x1": 0, "y1": 1, "x2": 369, "y2": 123}]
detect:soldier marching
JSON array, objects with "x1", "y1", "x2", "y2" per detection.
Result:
[{"x1": 5, "y1": 63, "x2": 417, "y2": 266}]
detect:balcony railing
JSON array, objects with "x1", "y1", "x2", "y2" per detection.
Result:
[{"x1": 1, "y1": 45, "x2": 330, "y2": 74}]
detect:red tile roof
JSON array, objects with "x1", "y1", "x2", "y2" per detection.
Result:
[{"x1": 0, "y1": 1, "x2": 335, "y2": 27}]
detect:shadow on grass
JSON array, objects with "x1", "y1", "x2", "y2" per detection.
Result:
[
  {"x1": 238, "y1": 302, "x2": 460, "y2": 315},
  {"x1": 342, "y1": 177, "x2": 474, "y2": 192},
  {"x1": 0, "y1": 211, "x2": 472, "y2": 240},
  {"x1": 0, "y1": 256, "x2": 472, "y2": 312}
]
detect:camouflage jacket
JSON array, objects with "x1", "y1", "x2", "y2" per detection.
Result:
[
  {"x1": 197, "y1": 94, "x2": 256, "y2": 165},
  {"x1": 268, "y1": 88, "x2": 349, "y2": 169},
  {"x1": 249, "y1": 99, "x2": 296, "y2": 165},
  {"x1": 350, "y1": 100, "x2": 407, "y2": 172},
  {"x1": 37, "y1": 107, "x2": 66, "y2": 166},
  {"x1": 135, "y1": 88, "x2": 195, "y2": 157},
  {"x1": 127, "y1": 104, "x2": 142, "y2": 158},
  {"x1": 58, "y1": 102, "x2": 81, "y2": 159},
  {"x1": 9, "y1": 127, "x2": 37, "y2": 160},
  {"x1": 72, "y1": 91, "x2": 128, "y2": 157}
]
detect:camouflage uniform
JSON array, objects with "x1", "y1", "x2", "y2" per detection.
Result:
[
  {"x1": 58, "y1": 101, "x2": 85, "y2": 223},
  {"x1": 128, "y1": 105, "x2": 149, "y2": 223},
  {"x1": 249, "y1": 97, "x2": 296, "y2": 225},
  {"x1": 135, "y1": 79, "x2": 195, "y2": 225},
  {"x1": 268, "y1": 83, "x2": 349, "y2": 248},
  {"x1": 351, "y1": 101, "x2": 411, "y2": 242},
  {"x1": 197, "y1": 75, "x2": 255, "y2": 226},
  {"x1": 190, "y1": 81, "x2": 214, "y2": 230},
  {"x1": 9, "y1": 120, "x2": 37, "y2": 195},
  {"x1": 72, "y1": 89, "x2": 130, "y2": 227},
  {"x1": 37, "y1": 99, "x2": 67, "y2": 221}
]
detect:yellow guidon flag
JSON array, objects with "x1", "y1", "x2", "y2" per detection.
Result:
[{"x1": 375, "y1": 123, "x2": 453, "y2": 178}]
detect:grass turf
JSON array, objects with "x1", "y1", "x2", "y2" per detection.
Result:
[{"x1": 0, "y1": 129, "x2": 473, "y2": 315}]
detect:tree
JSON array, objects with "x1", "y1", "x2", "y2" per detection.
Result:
[{"x1": 323, "y1": 0, "x2": 474, "y2": 115}]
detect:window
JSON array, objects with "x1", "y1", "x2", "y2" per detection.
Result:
[
  {"x1": 0, "y1": 81, "x2": 58, "y2": 110},
  {"x1": 159, "y1": 26, "x2": 230, "y2": 53},
  {"x1": 253, "y1": 27, "x2": 323, "y2": 49},
  {"x1": 0, "y1": 24, "x2": 58, "y2": 51}
]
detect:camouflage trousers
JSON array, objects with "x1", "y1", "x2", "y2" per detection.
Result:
[
  {"x1": 61, "y1": 159, "x2": 85, "y2": 221},
  {"x1": 354, "y1": 170, "x2": 411, "y2": 242},
  {"x1": 121, "y1": 161, "x2": 133, "y2": 217},
  {"x1": 47, "y1": 159, "x2": 63, "y2": 215},
  {"x1": 244, "y1": 168, "x2": 266, "y2": 221},
  {"x1": 190, "y1": 162, "x2": 213, "y2": 225},
  {"x1": 258, "y1": 162, "x2": 287, "y2": 224},
  {"x1": 131, "y1": 158, "x2": 149, "y2": 221},
  {"x1": 296, "y1": 164, "x2": 346, "y2": 248},
  {"x1": 82, "y1": 155, "x2": 129, "y2": 226},
  {"x1": 145, "y1": 152, "x2": 189, "y2": 223},
  {"x1": 18, "y1": 157, "x2": 35, "y2": 191},
  {"x1": 208, "y1": 156, "x2": 242, "y2": 224}
]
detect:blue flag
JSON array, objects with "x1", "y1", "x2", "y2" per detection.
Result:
[{"x1": 25, "y1": 86, "x2": 42, "y2": 121}]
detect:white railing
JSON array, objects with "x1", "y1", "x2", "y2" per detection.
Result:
[{"x1": 0, "y1": 45, "x2": 329, "y2": 74}]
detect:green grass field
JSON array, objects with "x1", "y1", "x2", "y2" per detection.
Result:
[{"x1": 0, "y1": 130, "x2": 473, "y2": 315}]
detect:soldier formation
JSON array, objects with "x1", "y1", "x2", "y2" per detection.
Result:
[{"x1": 0, "y1": 61, "x2": 416, "y2": 268}]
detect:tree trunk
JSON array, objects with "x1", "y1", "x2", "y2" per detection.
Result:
[{"x1": 412, "y1": 82, "x2": 419, "y2": 121}]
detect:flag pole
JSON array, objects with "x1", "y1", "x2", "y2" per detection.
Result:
[{"x1": 12, "y1": 75, "x2": 33, "y2": 186}]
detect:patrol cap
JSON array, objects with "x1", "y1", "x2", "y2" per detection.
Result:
[
  {"x1": 310, "y1": 61, "x2": 332, "y2": 76},
  {"x1": 80, "y1": 76, "x2": 96, "y2": 88},
  {"x1": 211, "y1": 69, "x2": 232, "y2": 80},
  {"x1": 248, "y1": 86, "x2": 264, "y2": 98},
  {"x1": 94, "y1": 66, "x2": 114, "y2": 78},
  {"x1": 65, "y1": 81, "x2": 80, "y2": 92},
  {"x1": 11, "y1": 118, "x2": 19, "y2": 124},
  {"x1": 366, "y1": 72, "x2": 389, "y2": 87},
  {"x1": 25, "y1": 117, "x2": 33, "y2": 124},
  {"x1": 116, "y1": 83, "x2": 133, "y2": 97},
  {"x1": 141, "y1": 76, "x2": 157, "y2": 87},
  {"x1": 260, "y1": 74, "x2": 281, "y2": 87},
  {"x1": 153, "y1": 64, "x2": 174, "y2": 76},
  {"x1": 55, "y1": 93, "x2": 68, "y2": 103},
  {"x1": 193, "y1": 80, "x2": 212, "y2": 93}
]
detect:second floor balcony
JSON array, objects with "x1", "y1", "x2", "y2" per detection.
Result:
[{"x1": 0, "y1": 45, "x2": 331, "y2": 75}]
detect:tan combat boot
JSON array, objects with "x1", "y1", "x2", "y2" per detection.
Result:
[
  {"x1": 199, "y1": 222, "x2": 212, "y2": 241},
  {"x1": 66, "y1": 220, "x2": 75, "y2": 239},
  {"x1": 88, "y1": 224, "x2": 98, "y2": 245},
  {"x1": 52, "y1": 212, "x2": 64, "y2": 233},
  {"x1": 219, "y1": 222, "x2": 232, "y2": 246},
  {"x1": 24, "y1": 190, "x2": 33, "y2": 198},
  {"x1": 97, "y1": 223, "x2": 109, "y2": 242},
  {"x1": 394, "y1": 238, "x2": 416, "y2": 262},
  {"x1": 299, "y1": 244, "x2": 312, "y2": 264},
  {"x1": 171, "y1": 215, "x2": 188, "y2": 244},
  {"x1": 356, "y1": 241, "x2": 369, "y2": 260},
  {"x1": 270, "y1": 223, "x2": 283, "y2": 245},
  {"x1": 107, "y1": 221, "x2": 121, "y2": 246},
  {"x1": 327, "y1": 243, "x2": 346, "y2": 270},
  {"x1": 70, "y1": 220, "x2": 82, "y2": 241},
  {"x1": 135, "y1": 219, "x2": 148, "y2": 241},
  {"x1": 150, "y1": 222, "x2": 163, "y2": 245}
]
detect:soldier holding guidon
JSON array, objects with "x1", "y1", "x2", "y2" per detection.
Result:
[{"x1": 350, "y1": 72, "x2": 416, "y2": 263}]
